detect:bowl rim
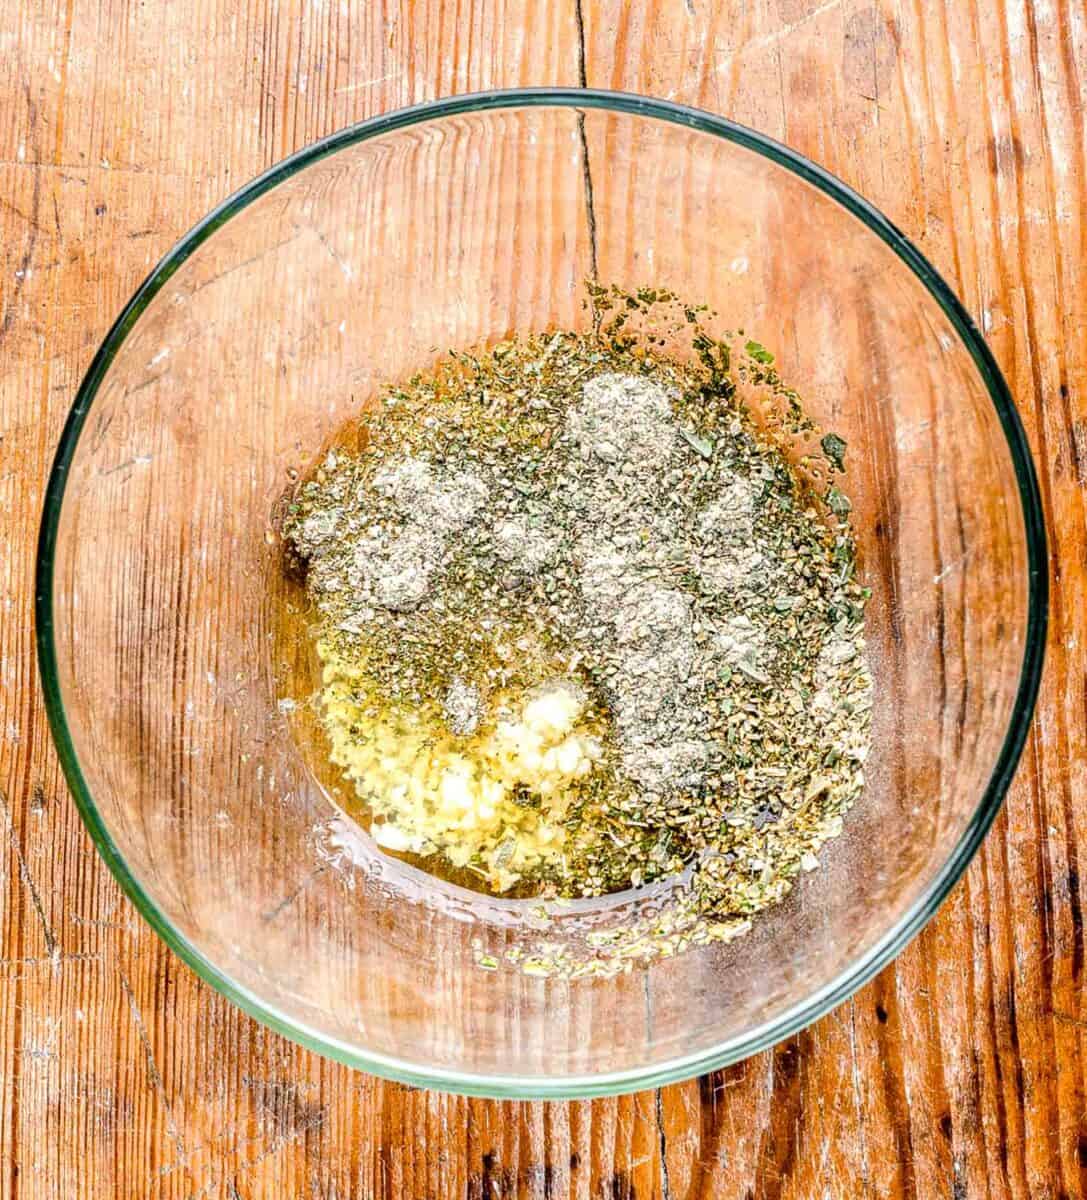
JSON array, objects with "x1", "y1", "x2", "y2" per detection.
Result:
[{"x1": 36, "y1": 87, "x2": 1048, "y2": 1099}]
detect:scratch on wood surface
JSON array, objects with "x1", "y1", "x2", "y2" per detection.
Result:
[
  {"x1": 312, "y1": 226, "x2": 355, "y2": 281},
  {"x1": 932, "y1": 549, "x2": 975, "y2": 585},
  {"x1": 21, "y1": 1016, "x2": 61, "y2": 1063},
  {"x1": 67, "y1": 912, "x2": 136, "y2": 932},
  {"x1": 334, "y1": 70, "x2": 402, "y2": 94},
  {"x1": 1051, "y1": 1008, "x2": 1087, "y2": 1031},
  {"x1": 184, "y1": 1107, "x2": 325, "y2": 1200},
  {"x1": 259, "y1": 865, "x2": 327, "y2": 923},
  {"x1": 713, "y1": 0, "x2": 846, "y2": 69},
  {"x1": 119, "y1": 968, "x2": 188, "y2": 1166},
  {"x1": 0, "y1": 791, "x2": 59, "y2": 965},
  {"x1": 158, "y1": 1120, "x2": 248, "y2": 1181},
  {"x1": 847, "y1": 1002, "x2": 872, "y2": 1195},
  {"x1": 0, "y1": 951, "x2": 101, "y2": 975},
  {"x1": 774, "y1": 42, "x2": 789, "y2": 139},
  {"x1": 0, "y1": 86, "x2": 40, "y2": 347},
  {"x1": 49, "y1": 0, "x2": 75, "y2": 164},
  {"x1": 0, "y1": 194, "x2": 47, "y2": 231}
]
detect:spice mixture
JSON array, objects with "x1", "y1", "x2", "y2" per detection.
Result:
[{"x1": 282, "y1": 287, "x2": 872, "y2": 972}]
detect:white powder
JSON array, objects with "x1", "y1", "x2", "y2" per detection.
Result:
[
  {"x1": 567, "y1": 372, "x2": 677, "y2": 468},
  {"x1": 695, "y1": 476, "x2": 765, "y2": 594},
  {"x1": 715, "y1": 614, "x2": 768, "y2": 669},
  {"x1": 355, "y1": 456, "x2": 487, "y2": 611},
  {"x1": 373, "y1": 457, "x2": 486, "y2": 530},
  {"x1": 493, "y1": 516, "x2": 560, "y2": 575}
]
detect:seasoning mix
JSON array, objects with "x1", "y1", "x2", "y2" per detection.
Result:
[{"x1": 281, "y1": 287, "x2": 872, "y2": 974}]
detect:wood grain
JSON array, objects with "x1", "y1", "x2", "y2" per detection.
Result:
[{"x1": 0, "y1": 0, "x2": 1083, "y2": 1196}]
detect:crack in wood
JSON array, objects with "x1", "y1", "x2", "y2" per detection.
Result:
[
  {"x1": 573, "y1": 0, "x2": 599, "y2": 279},
  {"x1": 655, "y1": 1088, "x2": 673, "y2": 1199}
]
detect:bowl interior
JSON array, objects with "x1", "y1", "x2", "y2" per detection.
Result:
[{"x1": 42, "y1": 95, "x2": 1041, "y2": 1093}]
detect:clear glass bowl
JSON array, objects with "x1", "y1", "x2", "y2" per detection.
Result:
[{"x1": 37, "y1": 90, "x2": 1047, "y2": 1097}]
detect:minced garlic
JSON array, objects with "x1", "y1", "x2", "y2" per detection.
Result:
[{"x1": 320, "y1": 645, "x2": 602, "y2": 892}]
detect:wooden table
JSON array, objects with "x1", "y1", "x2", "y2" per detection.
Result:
[{"x1": 1, "y1": 1, "x2": 1083, "y2": 1196}]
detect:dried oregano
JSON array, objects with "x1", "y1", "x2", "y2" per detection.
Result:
[{"x1": 281, "y1": 286, "x2": 871, "y2": 974}]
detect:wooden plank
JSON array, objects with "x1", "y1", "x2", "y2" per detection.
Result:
[
  {"x1": 583, "y1": 2, "x2": 1087, "y2": 1198},
  {"x1": 0, "y1": 0, "x2": 1084, "y2": 1196}
]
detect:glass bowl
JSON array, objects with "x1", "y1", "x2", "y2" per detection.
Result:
[{"x1": 37, "y1": 90, "x2": 1047, "y2": 1098}]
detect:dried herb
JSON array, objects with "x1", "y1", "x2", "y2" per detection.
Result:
[
  {"x1": 821, "y1": 432, "x2": 848, "y2": 472},
  {"x1": 744, "y1": 338, "x2": 775, "y2": 364},
  {"x1": 281, "y1": 285, "x2": 872, "y2": 975},
  {"x1": 826, "y1": 485, "x2": 853, "y2": 516}
]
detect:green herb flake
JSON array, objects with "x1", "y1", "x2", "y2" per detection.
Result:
[
  {"x1": 826, "y1": 486, "x2": 852, "y2": 516},
  {"x1": 821, "y1": 432, "x2": 847, "y2": 471},
  {"x1": 744, "y1": 339, "x2": 775, "y2": 364},
  {"x1": 679, "y1": 427, "x2": 715, "y2": 460}
]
